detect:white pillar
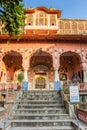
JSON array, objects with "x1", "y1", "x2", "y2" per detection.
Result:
[
  {"x1": 83, "y1": 69, "x2": 87, "y2": 83},
  {"x1": 81, "y1": 51, "x2": 87, "y2": 83},
  {"x1": 46, "y1": 73, "x2": 49, "y2": 90},
  {"x1": 54, "y1": 68, "x2": 60, "y2": 81},
  {"x1": 24, "y1": 68, "x2": 28, "y2": 81}
]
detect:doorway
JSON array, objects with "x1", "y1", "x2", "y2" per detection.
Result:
[
  {"x1": 30, "y1": 49, "x2": 53, "y2": 90},
  {"x1": 35, "y1": 74, "x2": 46, "y2": 89}
]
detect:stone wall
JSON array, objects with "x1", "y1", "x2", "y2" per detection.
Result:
[{"x1": 59, "y1": 19, "x2": 87, "y2": 35}]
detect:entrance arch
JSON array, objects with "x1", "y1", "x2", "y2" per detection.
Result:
[
  {"x1": 30, "y1": 49, "x2": 53, "y2": 90},
  {"x1": 2, "y1": 50, "x2": 23, "y2": 82},
  {"x1": 59, "y1": 51, "x2": 82, "y2": 82}
]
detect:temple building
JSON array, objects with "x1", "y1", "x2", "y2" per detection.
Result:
[{"x1": 0, "y1": 6, "x2": 87, "y2": 90}]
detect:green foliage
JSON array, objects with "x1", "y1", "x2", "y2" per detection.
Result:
[
  {"x1": 0, "y1": 0, "x2": 25, "y2": 36},
  {"x1": 17, "y1": 72, "x2": 24, "y2": 84},
  {"x1": 64, "y1": 88, "x2": 69, "y2": 94},
  {"x1": 59, "y1": 74, "x2": 66, "y2": 80},
  {"x1": 77, "y1": 77, "x2": 82, "y2": 83}
]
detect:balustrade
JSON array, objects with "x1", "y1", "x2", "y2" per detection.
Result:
[
  {"x1": 0, "y1": 83, "x2": 19, "y2": 103},
  {"x1": 0, "y1": 107, "x2": 6, "y2": 121},
  {"x1": 77, "y1": 108, "x2": 87, "y2": 124},
  {"x1": 0, "y1": 83, "x2": 18, "y2": 91},
  {"x1": 79, "y1": 83, "x2": 87, "y2": 91}
]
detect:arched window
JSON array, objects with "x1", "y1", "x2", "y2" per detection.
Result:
[
  {"x1": 27, "y1": 14, "x2": 33, "y2": 25},
  {"x1": 50, "y1": 15, "x2": 56, "y2": 26},
  {"x1": 36, "y1": 13, "x2": 48, "y2": 26}
]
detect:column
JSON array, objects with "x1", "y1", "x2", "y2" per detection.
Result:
[
  {"x1": 22, "y1": 50, "x2": 30, "y2": 82},
  {"x1": 54, "y1": 67, "x2": 60, "y2": 82},
  {"x1": 24, "y1": 68, "x2": 28, "y2": 81},
  {"x1": 23, "y1": 67, "x2": 29, "y2": 91},
  {"x1": 81, "y1": 55, "x2": 87, "y2": 83},
  {"x1": 83, "y1": 69, "x2": 87, "y2": 83},
  {"x1": 46, "y1": 72, "x2": 49, "y2": 90},
  {"x1": 22, "y1": 51, "x2": 29, "y2": 89},
  {"x1": 52, "y1": 50, "x2": 61, "y2": 90},
  {"x1": 54, "y1": 67, "x2": 61, "y2": 91}
]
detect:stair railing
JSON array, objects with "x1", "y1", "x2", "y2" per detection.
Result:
[
  {"x1": 3, "y1": 89, "x2": 23, "y2": 130},
  {"x1": 60, "y1": 89, "x2": 80, "y2": 130}
]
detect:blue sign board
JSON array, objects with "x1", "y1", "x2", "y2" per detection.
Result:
[{"x1": 22, "y1": 81, "x2": 28, "y2": 91}]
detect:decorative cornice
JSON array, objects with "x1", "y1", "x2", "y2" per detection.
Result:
[{"x1": 0, "y1": 34, "x2": 87, "y2": 43}]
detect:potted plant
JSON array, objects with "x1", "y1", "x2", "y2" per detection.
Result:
[
  {"x1": 77, "y1": 77, "x2": 82, "y2": 83},
  {"x1": 63, "y1": 87, "x2": 70, "y2": 101},
  {"x1": 17, "y1": 72, "x2": 24, "y2": 90}
]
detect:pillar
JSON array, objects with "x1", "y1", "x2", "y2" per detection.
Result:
[
  {"x1": 22, "y1": 52, "x2": 30, "y2": 90},
  {"x1": 23, "y1": 68, "x2": 28, "y2": 81},
  {"x1": 46, "y1": 72, "x2": 49, "y2": 90},
  {"x1": 22, "y1": 50, "x2": 30, "y2": 82},
  {"x1": 54, "y1": 67, "x2": 61, "y2": 90},
  {"x1": 81, "y1": 50, "x2": 87, "y2": 82},
  {"x1": 83, "y1": 68, "x2": 87, "y2": 83},
  {"x1": 52, "y1": 50, "x2": 61, "y2": 90},
  {"x1": 22, "y1": 67, "x2": 29, "y2": 91},
  {"x1": 52, "y1": 50, "x2": 60, "y2": 82},
  {"x1": 54, "y1": 67, "x2": 60, "y2": 82}
]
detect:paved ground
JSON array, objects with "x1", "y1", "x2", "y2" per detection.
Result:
[{"x1": 79, "y1": 120, "x2": 87, "y2": 129}]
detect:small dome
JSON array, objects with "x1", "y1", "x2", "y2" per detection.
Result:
[
  {"x1": 49, "y1": 7, "x2": 55, "y2": 10},
  {"x1": 28, "y1": 6, "x2": 33, "y2": 10}
]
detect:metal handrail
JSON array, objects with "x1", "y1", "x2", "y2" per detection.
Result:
[
  {"x1": 60, "y1": 89, "x2": 80, "y2": 130},
  {"x1": 3, "y1": 89, "x2": 23, "y2": 130}
]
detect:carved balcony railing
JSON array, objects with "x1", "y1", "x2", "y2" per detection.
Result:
[
  {"x1": 0, "y1": 83, "x2": 20, "y2": 103},
  {"x1": 0, "y1": 82, "x2": 19, "y2": 91},
  {"x1": 0, "y1": 107, "x2": 7, "y2": 121},
  {"x1": 79, "y1": 83, "x2": 87, "y2": 92},
  {"x1": 77, "y1": 108, "x2": 87, "y2": 124}
]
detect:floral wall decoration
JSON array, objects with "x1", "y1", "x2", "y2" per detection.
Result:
[
  {"x1": 25, "y1": 49, "x2": 28, "y2": 52},
  {"x1": 17, "y1": 48, "x2": 20, "y2": 51}
]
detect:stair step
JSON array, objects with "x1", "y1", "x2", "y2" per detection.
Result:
[
  {"x1": 18, "y1": 101, "x2": 62, "y2": 105},
  {"x1": 15, "y1": 108, "x2": 66, "y2": 114},
  {"x1": 23, "y1": 91, "x2": 59, "y2": 95},
  {"x1": 19, "y1": 100, "x2": 62, "y2": 103},
  {"x1": 22, "y1": 93, "x2": 61, "y2": 96},
  {"x1": 18, "y1": 104, "x2": 64, "y2": 107},
  {"x1": 18, "y1": 105, "x2": 64, "y2": 109},
  {"x1": 11, "y1": 119, "x2": 72, "y2": 127},
  {"x1": 21, "y1": 95, "x2": 61, "y2": 100},
  {"x1": 22, "y1": 97, "x2": 61, "y2": 101},
  {"x1": 22, "y1": 91, "x2": 61, "y2": 101},
  {"x1": 13, "y1": 113, "x2": 70, "y2": 120},
  {"x1": 8, "y1": 90, "x2": 75, "y2": 129},
  {"x1": 10, "y1": 126, "x2": 75, "y2": 130}
]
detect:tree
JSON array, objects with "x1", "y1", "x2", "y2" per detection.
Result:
[{"x1": 0, "y1": 0, "x2": 25, "y2": 36}]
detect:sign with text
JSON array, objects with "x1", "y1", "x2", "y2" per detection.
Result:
[
  {"x1": 69, "y1": 86, "x2": 80, "y2": 102},
  {"x1": 22, "y1": 81, "x2": 28, "y2": 91}
]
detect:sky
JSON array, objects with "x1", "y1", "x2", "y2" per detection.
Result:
[{"x1": 22, "y1": 0, "x2": 87, "y2": 19}]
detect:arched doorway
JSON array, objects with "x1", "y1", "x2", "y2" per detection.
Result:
[
  {"x1": 30, "y1": 49, "x2": 53, "y2": 90},
  {"x1": 2, "y1": 50, "x2": 23, "y2": 82},
  {"x1": 59, "y1": 51, "x2": 82, "y2": 82}
]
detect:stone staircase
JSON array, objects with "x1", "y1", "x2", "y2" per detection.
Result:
[{"x1": 9, "y1": 90, "x2": 75, "y2": 130}]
